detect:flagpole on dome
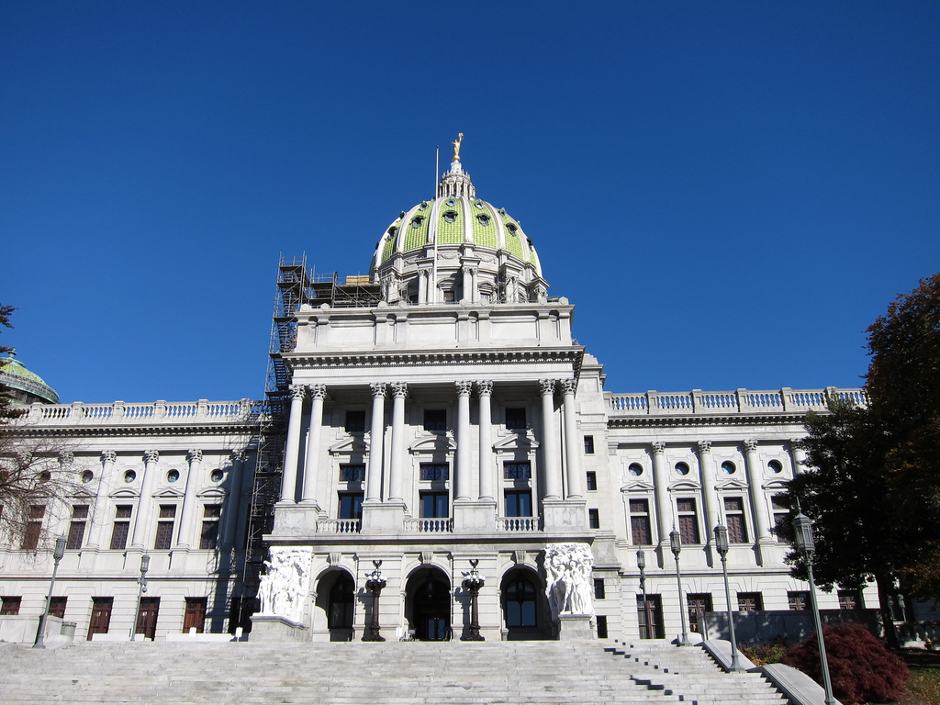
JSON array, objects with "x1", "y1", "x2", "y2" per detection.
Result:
[{"x1": 432, "y1": 143, "x2": 439, "y2": 303}]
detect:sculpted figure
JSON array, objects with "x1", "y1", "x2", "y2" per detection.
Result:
[
  {"x1": 255, "y1": 546, "x2": 313, "y2": 624},
  {"x1": 452, "y1": 132, "x2": 464, "y2": 161},
  {"x1": 544, "y1": 543, "x2": 595, "y2": 620}
]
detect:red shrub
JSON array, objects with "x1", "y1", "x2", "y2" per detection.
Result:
[{"x1": 782, "y1": 623, "x2": 908, "y2": 704}]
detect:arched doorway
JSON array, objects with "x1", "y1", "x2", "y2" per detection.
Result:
[
  {"x1": 405, "y1": 566, "x2": 451, "y2": 641},
  {"x1": 501, "y1": 568, "x2": 549, "y2": 640},
  {"x1": 314, "y1": 569, "x2": 355, "y2": 641}
]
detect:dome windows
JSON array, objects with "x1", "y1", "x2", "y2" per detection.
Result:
[
  {"x1": 443, "y1": 210, "x2": 458, "y2": 224},
  {"x1": 476, "y1": 214, "x2": 491, "y2": 226},
  {"x1": 446, "y1": 198, "x2": 456, "y2": 207},
  {"x1": 410, "y1": 215, "x2": 425, "y2": 229},
  {"x1": 475, "y1": 200, "x2": 484, "y2": 209},
  {"x1": 506, "y1": 222, "x2": 518, "y2": 234}
]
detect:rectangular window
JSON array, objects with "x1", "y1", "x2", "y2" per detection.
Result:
[
  {"x1": 503, "y1": 490, "x2": 532, "y2": 518},
  {"x1": 588, "y1": 508, "x2": 600, "y2": 529},
  {"x1": 0, "y1": 596, "x2": 21, "y2": 615},
  {"x1": 420, "y1": 491, "x2": 449, "y2": 519},
  {"x1": 677, "y1": 498, "x2": 701, "y2": 544},
  {"x1": 586, "y1": 471, "x2": 597, "y2": 491},
  {"x1": 724, "y1": 497, "x2": 749, "y2": 543},
  {"x1": 338, "y1": 492, "x2": 364, "y2": 520},
  {"x1": 505, "y1": 407, "x2": 527, "y2": 430},
  {"x1": 838, "y1": 589, "x2": 862, "y2": 610},
  {"x1": 154, "y1": 504, "x2": 176, "y2": 550},
  {"x1": 583, "y1": 435, "x2": 595, "y2": 454},
  {"x1": 423, "y1": 409, "x2": 447, "y2": 433},
  {"x1": 629, "y1": 499, "x2": 652, "y2": 545},
  {"x1": 788, "y1": 591, "x2": 809, "y2": 611},
  {"x1": 66, "y1": 505, "x2": 89, "y2": 550},
  {"x1": 596, "y1": 614, "x2": 608, "y2": 639},
  {"x1": 593, "y1": 578, "x2": 606, "y2": 600},
  {"x1": 771, "y1": 495, "x2": 790, "y2": 542},
  {"x1": 199, "y1": 504, "x2": 221, "y2": 550},
  {"x1": 687, "y1": 593, "x2": 713, "y2": 632},
  {"x1": 49, "y1": 596, "x2": 68, "y2": 619},
  {"x1": 503, "y1": 462, "x2": 531, "y2": 481},
  {"x1": 110, "y1": 505, "x2": 132, "y2": 550},
  {"x1": 344, "y1": 410, "x2": 365, "y2": 433},
  {"x1": 339, "y1": 464, "x2": 365, "y2": 482},
  {"x1": 22, "y1": 504, "x2": 45, "y2": 550},
  {"x1": 419, "y1": 463, "x2": 449, "y2": 482},
  {"x1": 737, "y1": 592, "x2": 763, "y2": 613}
]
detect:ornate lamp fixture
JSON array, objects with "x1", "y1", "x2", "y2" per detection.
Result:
[
  {"x1": 713, "y1": 523, "x2": 744, "y2": 671},
  {"x1": 461, "y1": 559, "x2": 485, "y2": 641},
  {"x1": 669, "y1": 528, "x2": 691, "y2": 646},
  {"x1": 33, "y1": 536, "x2": 66, "y2": 649},
  {"x1": 363, "y1": 560, "x2": 386, "y2": 642},
  {"x1": 129, "y1": 553, "x2": 151, "y2": 641}
]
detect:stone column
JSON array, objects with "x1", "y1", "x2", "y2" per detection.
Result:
[
  {"x1": 175, "y1": 449, "x2": 203, "y2": 548},
  {"x1": 651, "y1": 442, "x2": 672, "y2": 544},
  {"x1": 539, "y1": 379, "x2": 562, "y2": 500},
  {"x1": 462, "y1": 267, "x2": 472, "y2": 303},
  {"x1": 789, "y1": 439, "x2": 808, "y2": 475},
  {"x1": 301, "y1": 384, "x2": 327, "y2": 504},
  {"x1": 697, "y1": 441, "x2": 720, "y2": 542},
  {"x1": 561, "y1": 379, "x2": 583, "y2": 499},
  {"x1": 88, "y1": 450, "x2": 116, "y2": 549},
  {"x1": 388, "y1": 382, "x2": 408, "y2": 503},
  {"x1": 222, "y1": 450, "x2": 246, "y2": 549},
  {"x1": 131, "y1": 450, "x2": 159, "y2": 549},
  {"x1": 477, "y1": 381, "x2": 495, "y2": 501},
  {"x1": 455, "y1": 381, "x2": 473, "y2": 501},
  {"x1": 744, "y1": 439, "x2": 771, "y2": 542},
  {"x1": 279, "y1": 385, "x2": 306, "y2": 504},
  {"x1": 365, "y1": 383, "x2": 387, "y2": 502}
]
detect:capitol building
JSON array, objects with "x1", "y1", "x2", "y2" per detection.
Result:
[{"x1": 0, "y1": 140, "x2": 872, "y2": 644}]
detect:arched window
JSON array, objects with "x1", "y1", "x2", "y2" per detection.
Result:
[
  {"x1": 505, "y1": 576, "x2": 537, "y2": 628},
  {"x1": 328, "y1": 574, "x2": 354, "y2": 629}
]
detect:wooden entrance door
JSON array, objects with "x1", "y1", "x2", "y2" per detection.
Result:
[
  {"x1": 87, "y1": 597, "x2": 113, "y2": 640},
  {"x1": 636, "y1": 594, "x2": 663, "y2": 639},
  {"x1": 183, "y1": 597, "x2": 207, "y2": 633},
  {"x1": 136, "y1": 597, "x2": 160, "y2": 639}
]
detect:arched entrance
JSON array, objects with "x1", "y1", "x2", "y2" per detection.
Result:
[
  {"x1": 405, "y1": 566, "x2": 451, "y2": 641},
  {"x1": 501, "y1": 567, "x2": 549, "y2": 640},
  {"x1": 314, "y1": 569, "x2": 355, "y2": 641}
]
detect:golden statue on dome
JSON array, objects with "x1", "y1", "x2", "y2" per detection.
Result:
[{"x1": 452, "y1": 132, "x2": 464, "y2": 162}]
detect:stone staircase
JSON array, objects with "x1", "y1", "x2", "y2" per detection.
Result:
[{"x1": 0, "y1": 639, "x2": 788, "y2": 705}]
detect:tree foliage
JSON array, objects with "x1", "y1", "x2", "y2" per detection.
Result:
[{"x1": 0, "y1": 303, "x2": 14, "y2": 419}]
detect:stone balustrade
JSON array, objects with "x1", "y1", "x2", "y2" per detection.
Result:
[
  {"x1": 404, "y1": 517, "x2": 453, "y2": 533},
  {"x1": 606, "y1": 386, "x2": 867, "y2": 417},
  {"x1": 498, "y1": 516, "x2": 541, "y2": 532},
  {"x1": 22, "y1": 399, "x2": 270, "y2": 426},
  {"x1": 316, "y1": 518, "x2": 361, "y2": 534}
]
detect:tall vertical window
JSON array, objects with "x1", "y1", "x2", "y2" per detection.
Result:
[
  {"x1": 676, "y1": 498, "x2": 700, "y2": 544},
  {"x1": 593, "y1": 578, "x2": 606, "y2": 600},
  {"x1": 686, "y1": 593, "x2": 712, "y2": 632},
  {"x1": 724, "y1": 497, "x2": 749, "y2": 543},
  {"x1": 420, "y1": 491, "x2": 449, "y2": 518},
  {"x1": 49, "y1": 596, "x2": 68, "y2": 618},
  {"x1": 21, "y1": 505, "x2": 45, "y2": 550},
  {"x1": 588, "y1": 508, "x2": 600, "y2": 529},
  {"x1": 338, "y1": 492, "x2": 363, "y2": 520},
  {"x1": 110, "y1": 505, "x2": 132, "y2": 549},
  {"x1": 505, "y1": 407, "x2": 527, "y2": 430},
  {"x1": 344, "y1": 410, "x2": 365, "y2": 433},
  {"x1": 504, "y1": 490, "x2": 532, "y2": 518},
  {"x1": 66, "y1": 505, "x2": 89, "y2": 550},
  {"x1": 596, "y1": 614, "x2": 608, "y2": 638},
  {"x1": 199, "y1": 504, "x2": 221, "y2": 550},
  {"x1": 737, "y1": 592, "x2": 763, "y2": 612},
  {"x1": 419, "y1": 463, "x2": 449, "y2": 481},
  {"x1": 771, "y1": 495, "x2": 790, "y2": 542},
  {"x1": 339, "y1": 464, "x2": 366, "y2": 482},
  {"x1": 629, "y1": 499, "x2": 652, "y2": 545},
  {"x1": 154, "y1": 504, "x2": 176, "y2": 550},
  {"x1": 586, "y1": 471, "x2": 597, "y2": 491},
  {"x1": 503, "y1": 462, "x2": 531, "y2": 480},
  {"x1": 583, "y1": 435, "x2": 595, "y2": 454},
  {"x1": 423, "y1": 409, "x2": 447, "y2": 432}
]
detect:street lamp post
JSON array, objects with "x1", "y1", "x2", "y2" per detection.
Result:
[
  {"x1": 363, "y1": 560, "x2": 386, "y2": 642},
  {"x1": 793, "y1": 509, "x2": 836, "y2": 705},
  {"x1": 129, "y1": 553, "x2": 150, "y2": 641},
  {"x1": 33, "y1": 536, "x2": 66, "y2": 649},
  {"x1": 669, "y1": 528, "x2": 691, "y2": 646},
  {"x1": 713, "y1": 523, "x2": 744, "y2": 672},
  {"x1": 636, "y1": 549, "x2": 653, "y2": 639},
  {"x1": 461, "y1": 559, "x2": 485, "y2": 641}
]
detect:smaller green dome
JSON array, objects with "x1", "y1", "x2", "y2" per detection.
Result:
[{"x1": 0, "y1": 351, "x2": 59, "y2": 405}]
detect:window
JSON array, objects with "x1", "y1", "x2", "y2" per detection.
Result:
[
  {"x1": 420, "y1": 491, "x2": 449, "y2": 518},
  {"x1": 588, "y1": 508, "x2": 600, "y2": 529},
  {"x1": 687, "y1": 593, "x2": 712, "y2": 632},
  {"x1": 583, "y1": 435, "x2": 595, "y2": 454},
  {"x1": 199, "y1": 504, "x2": 221, "y2": 550},
  {"x1": 838, "y1": 589, "x2": 862, "y2": 610},
  {"x1": 339, "y1": 464, "x2": 365, "y2": 482},
  {"x1": 637, "y1": 594, "x2": 662, "y2": 639},
  {"x1": 596, "y1": 615, "x2": 608, "y2": 639},
  {"x1": 628, "y1": 463, "x2": 644, "y2": 477},
  {"x1": 676, "y1": 498, "x2": 700, "y2": 544},
  {"x1": 504, "y1": 490, "x2": 532, "y2": 518},
  {"x1": 505, "y1": 407, "x2": 527, "y2": 430},
  {"x1": 154, "y1": 504, "x2": 176, "y2": 550},
  {"x1": 22, "y1": 505, "x2": 45, "y2": 550},
  {"x1": 768, "y1": 459, "x2": 784, "y2": 474},
  {"x1": 0, "y1": 596, "x2": 21, "y2": 615},
  {"x1": 586, "y1": 471, "x2": 597, "y2": 491},
  {"x1": 503, "y1": 462, "x2": 531, "y2": 480},
  {"x1": 788, "y1": 591, "x2": 809, "y2": 611},
  {"x1": 338, "y1": 492, "x2": 363, "y2": 520},
  {"x1": 737, "y1": 592, "x2": 763, "y2": 613},
  {"x1": 593, "y1": 578, "x2": 606, "y2": 600},
  {"x1": 344, "y1": 410, "x2": 365, "y2": 433},
  {"x1": 720, "y1": 460, "x2": 736, "y2": 475},
  {"x1": 423, "y1": 409, "x2": 446, "y2": 433},
  {"x1": 724, "y1": 497, "x2": 749, "y2": 543},
  {"x1": 419, "y1": 463, "x2": 449, "y2": 481},
  {"x1": 629, "y1": 498, "x2": 652, "y2": 545},
  {"x1": 66, "y1": 505, "x2": 89, "y2": 550},
  {"x1": 110, "y1": 505, "x2": 132, "y2": 550},
  {"x1": 674, "y1": 461, "x2": 690, "y2": 476},
  {"x1": 771, "y1": 495, "x2": 790, "y2": 542},
  {"x1": 49, "y1": 596, "x2": 68, "y2": 619},
  {"x1": 504, "y1": 576, "x2": 537, "y2": 628}
]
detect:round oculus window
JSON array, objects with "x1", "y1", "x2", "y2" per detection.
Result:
[
  {"x1": 675, "y1": 462, "x2": 690, "y2": 476},
  {"x1": 210, "y1": 469, "x2": 224, "y2": 483},
  {"x1": 124, "y1": 470, "x2": 137, "y2": 483},
  {"x1": 628, "y1": 463, "x2": 643, "y2": 477},
  {"x1": 81, "y1": 470, "x2": 94, "y2": 484},
  {"x1": 768, "y1": 459, "x2": 783, "y2": 474},
  {"x1": 720, "y1": 461, "x2": 736, "y2": 475},
  {"x1": 167, "y1": 469, "x2": 180, "y2": 483}
]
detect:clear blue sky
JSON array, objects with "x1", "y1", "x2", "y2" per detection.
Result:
[{"x1": 2, "y1": 2, "x2": 938, "y2": 403}]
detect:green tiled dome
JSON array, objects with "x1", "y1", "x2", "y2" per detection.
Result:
[{"x1": 0, "y1": 351, "x2": 59, "y2": 404}]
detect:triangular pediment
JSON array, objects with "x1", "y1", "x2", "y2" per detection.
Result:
[
  {"x1": 328, "y1": 436, "x2": 368, "y2": 455},
  {"x1": 621, "y1": 480, "x2": 655, "y2": 493},
  {"x1": 154, "y1": 487, "x2": 184, "y2": 499},
  {"x1": 492, "y1": 431, "x2": 539, "y2": 452},
  {"x1": 70, "y1": 488, "x2": 96, "y2": 500},
  {"x1": 409, "y1": 433, "x2": 456, "y2": 454},
  {"x1": 715, "y1": 478, "x2": 748, "y2": 491}
]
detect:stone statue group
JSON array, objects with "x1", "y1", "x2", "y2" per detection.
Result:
[
  {"x1": 257, "y1": 546, "x2": 312, "y2": 625},
  {"x1": 544, "y1": 543, "x2": 595, "y2": 620}
]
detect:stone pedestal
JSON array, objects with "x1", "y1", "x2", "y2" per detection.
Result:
[
  {"x1": 557, "y1": 614, "x2": 594, "y2": 641},
  {"x1": 542, "y1": 498, "x2": 587, "y2": 532},
  {"x1": 250, "y1": 615, "x2": 308, "y2": 642},
  {"x1": 271, "y1": 502, "x2": 321, "y2": 537},
  {"x1": 452, "y1": 500, "x2": 497, "y2": 532},
  {"x1": 361, "y1": 501, "x2": 406, "y2": 534}
]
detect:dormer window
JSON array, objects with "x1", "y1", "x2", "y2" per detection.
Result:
[
  {"x1": 506, "y1": 222, "x2": 518, "y2": 234},
  {"x1": 476, "y1": 214, "x2": 491, "y2": 226},
  {"x1": 475, "y1": 201, "x2": 484, "y2": 209},
  {"x1": 446, "y1": 198, "x2": 456, "y2": 207},
  {"x1": 411, "y1": 215, "x2": 424, "y2": 229},
  {"x1": 443, "y1": 210, "x2": 457, "y2": 223}
]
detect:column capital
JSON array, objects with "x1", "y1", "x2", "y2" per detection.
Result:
[
  {"x1": 696, "y1": 440, "x2": 712, "y2": 454},
  {"x1": 290, "y1": 384, "x2": 307, "y2": 400},
  {"x1": 308, "y1": 383, "x2": 327, "y2": 400},
  {"x1": 789, "y1": 438, "x2": 804, "y2": 448},
  {"x1": 651, "y1": 441, "x2": 666, "y2": 455},
  {"x1": 538, "y1": 378, "x2": 557, "y2": 396},
  {"x1": 560, "y1": 379, "x2": 578, "y2": 395},
  {"x1": 455, "y1": 380, "x2": 473, "y2": 397},
  {"x1": 476, "y1": 380, "x2": 494, "y2": 397},
  {"x1": 744, "y1": 438, "x2": 759, "y2": 452},
  {"x1": 101, "y1": 450, "x2": 117, "y2": 464},
  {"x1": 369, "y1": 382, "x2": 387, "y2": 398},
  {"x1": 144, "y1": 450, "x2": 160, "y2": 464},
  {"x1": 230, "y1": 449, "x2": 248, "y2": 463},
  {"x1": 391, "y1": 381, "x2": 408, "y2": 398},
  {"x1": 187, "y1": 449, "x2": 203, "y2": 463}
]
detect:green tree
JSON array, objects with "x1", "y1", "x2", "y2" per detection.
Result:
[{"x1": 0, "y1": 304, "x2": 15, "y2": 418}]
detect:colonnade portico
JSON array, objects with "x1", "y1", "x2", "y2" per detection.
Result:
[{"x1": 272, "y1": 376, "x2": 588, "y2": 535}]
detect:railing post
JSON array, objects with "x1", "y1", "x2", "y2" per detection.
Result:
[
  {"x1": 196, "y1": 399, "x2": 209, "y2": 420},
  {"x1": 71, "y1": 401, "x2": 84, "y2": 421},
  {"x1": 735, "y1": 388, "x2": 748, "y2": 413},
  {"x1": 647, "y1": 390, "x2": 658, "y2": 415},
  {"x1": 780, "y1": 387, "x2": 792, "y2": 412},
  {"x1": 154, "y1": 400, "x2": 167, "y2": 418},
  {"x1": 692, "y1": 389, "x2": 703, "y2": 413}
]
